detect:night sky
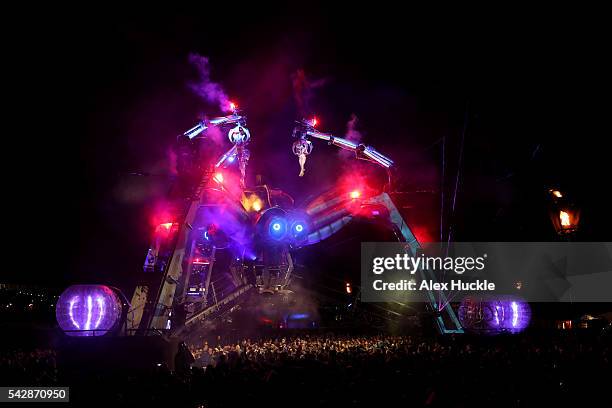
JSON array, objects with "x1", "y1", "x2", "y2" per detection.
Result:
[{"x1": 5, "y1": 6, "x2": 608, "y2": 292}]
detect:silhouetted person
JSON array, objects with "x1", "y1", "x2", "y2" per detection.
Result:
[{"x1": 174, "y1": 341, "x2": 194, "y2": 378}]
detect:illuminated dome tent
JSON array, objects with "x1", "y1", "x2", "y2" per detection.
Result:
[
  {"x1": 458, "y1": 297, "x2": 531, "y2": 334},
  {"x1": 56, "y1": 285, "x2": 126, "y2": 337}
]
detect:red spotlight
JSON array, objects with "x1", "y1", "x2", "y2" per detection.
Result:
[
  {"x1": 311, "y1": 116, "x2": 318, "y2": 127},
  {"x1": 350, "y1": 190, "x2": 361, "y2": 199},
  {"x1": 229, "y1": 101, "x2": 237, "y2": 111}
]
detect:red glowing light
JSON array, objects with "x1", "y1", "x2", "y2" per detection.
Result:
[
  {"x1": 350, "y1": 190, "x2": 361, "y2": 199},
  {"x1": 345, "y1": 282, "x2": 352, "y2": 294},
  {"x1": 229, "y1": 101, "x2": 237, "y2": 111},
  {"x1": 311, "y1": 117, "x2": 318, "y2": 127},
  {"x1": 410, "y1": 225, "x2": 434, "y2": 244}
]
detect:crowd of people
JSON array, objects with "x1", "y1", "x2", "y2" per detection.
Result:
[
  {"x1": 179, "y1": 332, "x2": 610, "y2": 407},
  {"x1": 1, "y1": 332, "x2": 610, "y2": 406},
  {"x1": 188, "y1": 334, "x2": 425, "y2": 369},
  {"x1": 0, "y1": 348, "x2": 58, "y2": 385}
]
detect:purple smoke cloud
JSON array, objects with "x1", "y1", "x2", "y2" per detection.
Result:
[{"x1": 188, "y1": 53, "x2": 231, "y2": 113}]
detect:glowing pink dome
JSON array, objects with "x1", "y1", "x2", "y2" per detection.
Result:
[
  {"x1": 459, "y1": 297, "x2": 531, "y2": 334},
  {"x1": 56, "y1": 285, "x2": 124, "y2": 337}
]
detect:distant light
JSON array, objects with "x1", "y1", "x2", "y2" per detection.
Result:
[
  {"x1": 252, "y1": 200, "x2": 262, "y2": 212},
  {"x1": 272, "y1": 222, "x2": 281, "y2": 231},
  {"x1": 227, "y1": 155, "x2": 236, "y2": 163},
  {"x1": 350, "y1": 190, "x2": 361, "y2": 199},
  {"x1": 295, "y1": 224, "x2": 303, "y2": 232},
  {"x1": 345, "y1": 282, "x2": 352, "y2": 294},
  {"x1": 229, "y1": 101, "x2": 237, "y2": 111},
  {"x1": 213, "y1": 172, "x2": 224, "y2": 183},
  {"x1": 311, "y1": 117, "x2": 318, "y2": 127},
  {"x1": 551, "y1": 190, "x2": 563, "y2": 198}
]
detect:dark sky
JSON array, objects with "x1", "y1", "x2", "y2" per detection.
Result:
[{"x1": 5, "y1": 6, "x2": 609, "y2": 290}]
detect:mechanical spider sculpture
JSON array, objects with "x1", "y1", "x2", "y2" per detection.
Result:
[{"x1": 127, "y1": 108, "x2": 463, "y2": 337}]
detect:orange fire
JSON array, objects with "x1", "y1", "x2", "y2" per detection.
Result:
[
  {"x1": 252, "y1": 199, "x2": 262, "y2": 212},
  {"x1": 559, "y1": 210, "x2": 571, "y2": 227},
  {"x1": 241, "y1": 193, "x2": 263, "y2": 212}
]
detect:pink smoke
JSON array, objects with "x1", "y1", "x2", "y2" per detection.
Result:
[
  {"x1": 167, "y1": 147, "x2": 178, "y2": 175},
  {"x1": 291, "y1": 68, "x2": 327, "y2": 116},
  {"x1": 345, "y1": 113, "x2": 362, "y2": 143},
  {"x1": 204, "y1": 125, "x2": 224, "y2": 146},
  {"x1": 188, "y1": 53, "x2": 231, "y2": 112}
]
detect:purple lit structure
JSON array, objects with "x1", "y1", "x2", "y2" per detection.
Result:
[
  {"x1": 56, "y1": 285, "x2": 124, "y2": 337},
  {"x1": 458, "y1": 298, "x2": 531, "y2": 334}
]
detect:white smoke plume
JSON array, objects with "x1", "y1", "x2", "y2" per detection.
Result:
[{"x1": 340, "y1": 113, "x2": 363, "y2": 159}]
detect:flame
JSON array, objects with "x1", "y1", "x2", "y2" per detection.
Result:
[
  {"x1": 241, "y1": 193, "x2": 263, "y2": 212},
  {"x1": 560, "y1": 210, "x2": 571, "y2": 226},
  {"x1": 552, "y1": 190, "x2": 563, "y2": 198}
]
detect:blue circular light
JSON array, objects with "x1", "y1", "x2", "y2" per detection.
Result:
[
  {"x1": 295, "y1": 224, "x2": 303, "y2": 232},
  {"x1": 268, "y1": 217, "x2": 288, "y2": 240}
]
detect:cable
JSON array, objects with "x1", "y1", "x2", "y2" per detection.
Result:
[{"x1": 447, "y1": 102, "x2": 469, "y2": 247}]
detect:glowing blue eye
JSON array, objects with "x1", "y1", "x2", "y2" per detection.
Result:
[
  {"x1": 267, "y1": 217, "x2": 288, "y2": 240},
  {"x1": 295, "y1": 224, "x2": 303, "y2": 232}
]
